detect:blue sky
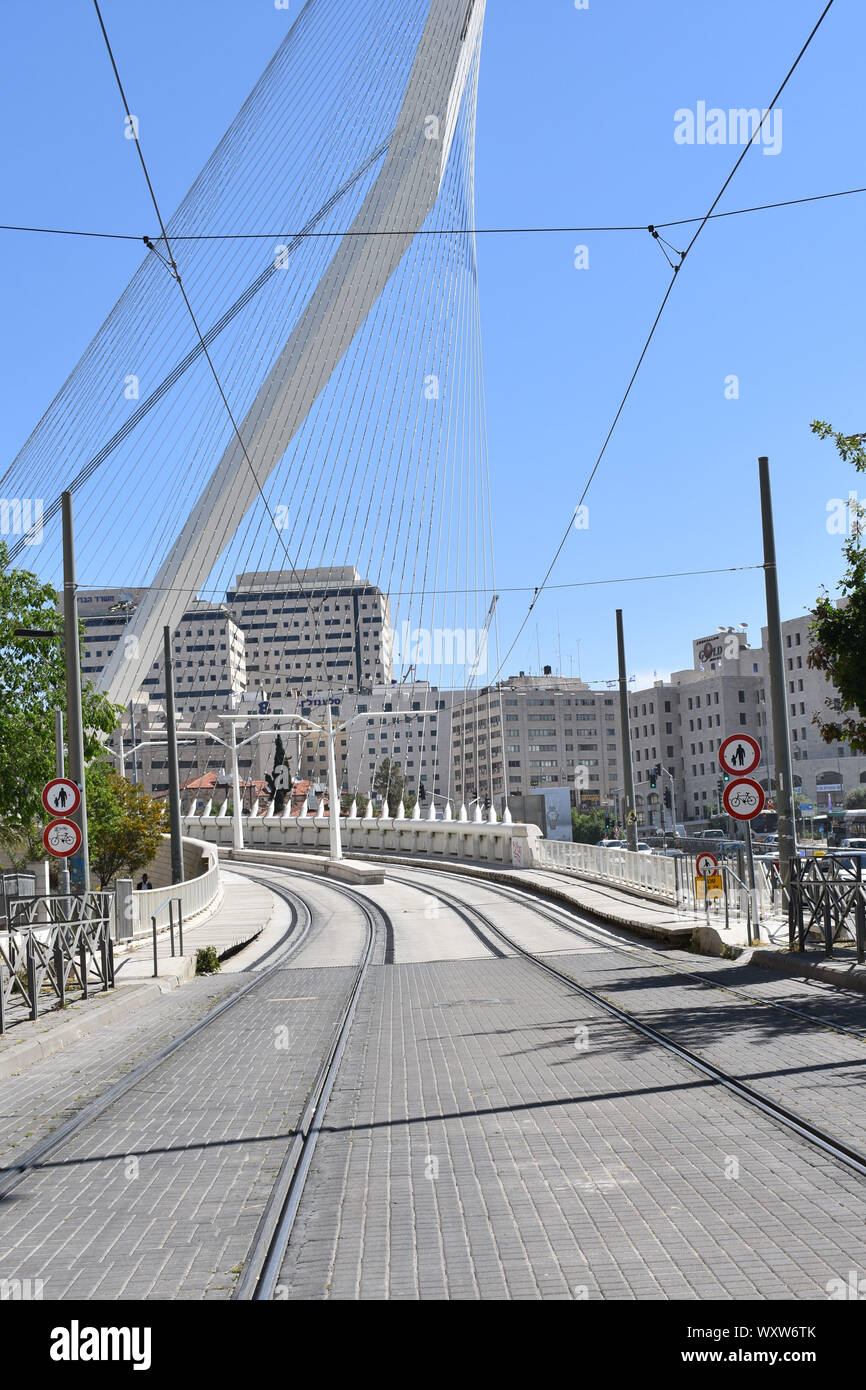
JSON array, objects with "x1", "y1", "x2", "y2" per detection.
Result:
[{"x1": 2, "y1": 0, "x2": 864, "y2": 688}]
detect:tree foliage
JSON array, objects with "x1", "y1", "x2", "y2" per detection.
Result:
[
  {"x1": 372, "y1": 758, "x2": 415, "y2": 813},
  {"x1": 844, "y1": 787, "x2": 866, "y2": 810},
  {"x1": 807, "y1": 422, "x2": 866, "y2": 753},
  {"x1": 87, "y1": 760, "x2": 168, "y2": 888},
  {"x1": 571, "y1": 808, "x2": 605, "y2": 844},
  {"x1": 0, "y1": 544, "x2": 119, "y2": 865}
]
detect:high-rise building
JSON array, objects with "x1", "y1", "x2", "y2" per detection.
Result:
[
  {"x1": 78, "y1": 589, "x2": 247, "y2": 717},
  {"x1": 225, "y1": 566, "x2": 393, "y2": 701},
  {"x1": 629, "y1": 619, "x2": 866, "y2": 828},
  {"x1": 451, "y1": 671, "x2": 624, "y2": 811}
]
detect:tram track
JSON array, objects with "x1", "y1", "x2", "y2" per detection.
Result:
[{"x1": 385, "y1": 866, "x2": 866, "y2": 1185}]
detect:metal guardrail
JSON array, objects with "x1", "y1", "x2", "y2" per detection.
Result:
[
  {"x1": 788, "y1": 856, "x2": 865, "y2": 960},
  {"x1": 534, "y1": 840, "x2": 678, "y2": 901},
  {"x1": 149, "y1": 896, "x2": 184, "y2": 978},
  {"x1": 0, "y1": 892, "x2": 115, "y2": 1033},
  {"x1": 533, "y1": 840, "x2": 785, "y2": 935}
]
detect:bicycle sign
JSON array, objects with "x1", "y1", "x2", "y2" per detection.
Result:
[
  {"x1": 718, "y1": 734, "x2": 761, "y2": 778},
  {"x1": 723, "y1": 777, "x2": 765, "y2": 821},
  {"x1": 43, "y1": 818, "x2": 82, "y2": 858}
]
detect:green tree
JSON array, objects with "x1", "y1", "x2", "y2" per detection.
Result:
[
  {"x1": 844, "y1": 787, "x2": 866, "y2": 810},
  {"x1": 807, "y1": 422, "x2": 866, "y2": 752},
  {"x1": 571, "y1": 808, "x2": 605, "y2": 844},
  {"x1": 0, "y1": 544, "x2": 118, "y2": 866},
  {"x1": 87, "y1": 760, "x2": 168, "y2": 888},
  {"x1": 373, "y1": 757, "x2": 406, "y2": 808},
  {"x1": 340, "y1": 790, "x2": 369, "y2": 816}
]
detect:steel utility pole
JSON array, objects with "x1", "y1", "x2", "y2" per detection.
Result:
[
  {"x1": 326, "y1": 702, "x2": 343, "y2": 862},
  {"x1": 61, "y1": 492, "x2": 90, "y2": 892},
  {"x1": 616, "y1": 610, "x2": 638, "y2": 852},
  {"x1": 163, "y1": 626, "x2": 185, "y2": 885},
  {"x1": 54, "y1": 708, "x2": 70, "y2": 897},
  {"x1": 759, "y1": 456, "x2": 797, "y2": 897}
]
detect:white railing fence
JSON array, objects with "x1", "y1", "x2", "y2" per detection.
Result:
[
  {"x1": 127, "y1": 838, "x2": 221, "y2": 940},
  {"x1": 535, "y1": 840, "x2": 678, "y2": 901}
]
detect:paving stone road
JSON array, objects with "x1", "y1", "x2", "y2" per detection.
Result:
[
  {"x1": 278, "y1": 951, "x2": 866, "y2": 1300},
  {"x1": 4, "y1": 864, "x2": 866, "y2": 1303},
  {"x1": 0, "y1": 965, "x2": 358, "y2": 1299}
]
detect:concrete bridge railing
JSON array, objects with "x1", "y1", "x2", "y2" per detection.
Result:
[
  {"x1": 124, "y1": 837, "x2": 222, "y2": 938},
  {"x1": 183, "y1": 814, "x2": 541, "y2": 868}
]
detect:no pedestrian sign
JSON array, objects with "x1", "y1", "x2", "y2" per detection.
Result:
[
  {"x1": 718, "y1": 734, "x2": 761, "y2": 778},
  {"x1": 43, "y1": 819, "x2": 82, "y2": 858},
  {"x1": 42, "y1": 778, "x2": 81, "y2": 817},
  {"x1": 695, "y1": 851, "x2": 718, "y2": 876},
  {"x1": 723, "y1": 777, "x2": 766, "y2": 821}
]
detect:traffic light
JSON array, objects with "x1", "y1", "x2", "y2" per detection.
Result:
[
  {"x1": 604, "y1": 812, "x2": 612, "y2": 830},
  {"x1": 664, "y1": 786, "x2": 672, "y2": 810},
  {"x1": 649, "y1": 765, "x2": 657, "y2": 789}
]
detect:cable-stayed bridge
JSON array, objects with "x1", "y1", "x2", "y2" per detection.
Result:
[{"x1": 2, "y1": 0, "x2": 497, "y2": 752}]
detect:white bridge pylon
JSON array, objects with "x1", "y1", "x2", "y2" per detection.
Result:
[{"x1": 99, "y1": 0, "x2": 487, "y2": 709}]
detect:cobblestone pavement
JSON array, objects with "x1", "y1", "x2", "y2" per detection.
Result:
[
  {"x1": 378, "y1": 866, "x2": 866, "y2": 1147},
  {"x1": 542, "y1": 946, "x2": 866, "y2": 1151},
  {"x1": 0, "y1": 965, "x2": 358, "y2": 1299},
  {"x1": 278, "y1": 955, "x2": 866, "y2": 1300},
  {"x1": 0, "y1": 977, "x2": 242, "y2": 1166}
]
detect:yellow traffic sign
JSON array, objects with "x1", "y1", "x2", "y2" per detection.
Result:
[{"x1": 695, "y1": 873, "x2": 723, "y2": 900}]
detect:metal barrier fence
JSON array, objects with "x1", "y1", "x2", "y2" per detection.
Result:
[
  {"x1": 788, "y1": 856, "x2": 866, "y2": 960},
  {"x1": 149, "y1": 895, "x2": 184, "y2": 978},
  {"x1": 0, "y1": 892, "x2": 115, "y2": 1033},
  {"x1": 532, "y1": 840, "x2": 784, "y2": 938},
  {"x1": 534, "y1": 840, "x2": 678, "y2": 900}
]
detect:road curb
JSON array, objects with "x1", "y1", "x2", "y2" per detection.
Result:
[
  {"x1": 748, "y1": 948, "x2": 866, "y2": 995},
  {"x1": 0, "y1": 981, "x2": 168, "y2": 1080}
]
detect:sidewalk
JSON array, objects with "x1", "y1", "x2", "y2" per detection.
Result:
[
  {"x1": 0, "y1": 870, "x2": 278, "y2": 1079},
  {"x1": 113, "y1": 868, "x2": 277, "y2": 988}
]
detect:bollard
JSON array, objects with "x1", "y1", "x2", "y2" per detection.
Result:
[
  {"x1": 152, "y1": 915, "x2": 159, "y2": 979},
  {"x1": 54, "y1": 937, "x2": 65, "y2": 1008},
  {"x1": 26, "y1": 934, "x2": 37, "y2": 1022}
]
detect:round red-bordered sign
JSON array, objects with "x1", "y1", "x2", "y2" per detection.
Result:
[
  {"x1": 41, "y1": 778, "x2": 81, "y2": 817},
  {"x1": 695, "y1": 851, "x2": 719, "y2": 876},
  {"x1": 43, "y1": 818, "x2": 82, "y2": 857},
  {"x1": 718, "y1": 734, "x2": 761, "y2": 778},
  {"x1": 723, "y1": 777, "x2": 765, "y2": 821}
]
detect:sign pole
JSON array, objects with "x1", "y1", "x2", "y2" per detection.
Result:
[
  {"x1": 616, "y1": 610, "x2": 637, "y2": 853},
  {"x1": 61, "y1": 492, "x2": 89, "y2": 893},
  {"x1": 745, "y1": 818, "x2": 759, "y2": 943},
  {"x1": 759, "y1": 456, "x2": 797, "y2": 902}
]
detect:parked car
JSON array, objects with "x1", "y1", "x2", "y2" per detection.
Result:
[
  {"x1": 693, "y1": 830, "x2": 725, "y2": 841},
  {"x1": 841, "y1": 837, "x2": 866, "y2": 850}
]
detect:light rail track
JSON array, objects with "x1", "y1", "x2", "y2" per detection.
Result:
[{"x1": 386, "y1": 867, "x2": 866, "y2": 1184}]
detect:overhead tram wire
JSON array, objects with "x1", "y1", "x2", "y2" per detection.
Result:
[
  {"x1": 489, "y1": 0, "x2": 838, "y2": 687},
  {"x1": 4, "y1": 183, "x2": 865, "y2": 244}
]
